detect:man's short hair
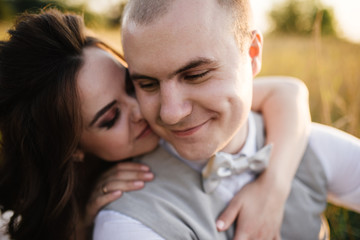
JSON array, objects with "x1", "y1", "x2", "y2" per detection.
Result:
[{"x1": 123, "y1": 0, "x2": 253, "y2": 51}]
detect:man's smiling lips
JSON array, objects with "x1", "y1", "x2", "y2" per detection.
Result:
[{"x1": 170, "y1": 120, "x2": 210, "y2": 137}]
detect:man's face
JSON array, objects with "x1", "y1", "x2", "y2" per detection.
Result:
[{"x1": 123, "y1": 0, "x2": 257, "y2": 162}]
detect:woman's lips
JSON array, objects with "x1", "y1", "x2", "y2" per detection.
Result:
[{"x1": 136, "y1": 125, "x2": 153, "y2": 139}]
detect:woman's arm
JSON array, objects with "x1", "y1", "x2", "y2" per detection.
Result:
[
  {"x1": 217, "y1": 76, "x2": 311, "y2": 239},
  {"x1": 251, "y1": 76, "x2": 310, "y2": 193}
]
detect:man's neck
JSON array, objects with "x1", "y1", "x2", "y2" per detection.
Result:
[{"x1": 220, "y1": 119, "x2": 249, "y2": 155}]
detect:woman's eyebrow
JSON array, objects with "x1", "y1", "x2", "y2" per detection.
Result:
[{"x1": 89, "y1": 100, "x2": 117, "y2": 127}]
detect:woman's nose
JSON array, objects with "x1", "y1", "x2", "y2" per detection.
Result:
[{"x1": 128, "y1": 97, "x2": 143, "y2": 123}]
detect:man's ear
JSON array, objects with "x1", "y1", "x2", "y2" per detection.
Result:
[
  {"x1": 73, "y1": 148, "x2": 85, "y2": 162},
  {"x1": 249, "y1": 30, "x2": 263, "y2": 77}
]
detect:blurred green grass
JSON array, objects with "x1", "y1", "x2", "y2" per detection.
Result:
[{"x1": 1, "y1": 21, "x2": 359, "y2": 239}]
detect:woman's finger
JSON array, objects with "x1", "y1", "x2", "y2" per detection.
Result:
[
  {"x1": 100, "y1": 162, "x2": 152, "y2": 179},
  {"x1": 102, "y1": 179, "x2": 146, "y2": 193},
  {"x1": 114, "y1": 162, "x2": 150, "y2": 171},
  {"x1": 94, "y1": 190, "x2": 122, "y2": 207},
  {"x1": 103, "y1": 170, "x2": 154, "y2": 182},
  {"x1": 216, "y1": 194, "x2": 242, "y2": 231}
]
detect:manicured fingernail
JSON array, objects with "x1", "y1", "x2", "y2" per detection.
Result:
[
  {"x1": 140, "y1": 165, "x2": 150, "y2": 171},
  {"x1": 134, "y1": 181, "x2": 144, "y2": 187},
  {"x1": 144, "y1": 173, "x2": 154, "y2": 179},
  {"x1": 112, "y1": 190, "x2": 122, "y2": 196},
  {"x1": 216, "y1": 220, "x2": 225, "y2": 231}
]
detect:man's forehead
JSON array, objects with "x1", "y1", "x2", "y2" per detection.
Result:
[
  {"x1": 122, "y1": 0, "x2": 238, "y2": 78},
  {"x1": 123, "y1": 0, "x2": 228, "y2": 34},
  {"x1": 123, "y1": 0, "x2": 222, "y2": 26},
  {"x1": 122, "y1": 0, "x2": 231, "y2": 52}
]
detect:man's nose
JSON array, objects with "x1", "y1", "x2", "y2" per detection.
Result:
[{"x1": 159, "y1": 82, "x2": 191, "y2": 125}]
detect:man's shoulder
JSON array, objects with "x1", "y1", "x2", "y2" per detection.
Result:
[
  {"x1": 134, "y1": 145, "x2": 175, "y2": 166},
  {"x1": 309, "y1": 122, "x2": 360, "y2": 150},
  {"x1": 136, "y1": 144, "x2": 169, "y2": 159},
  {"x1": 307, "y1": 122, "x2": 360, "y2": 168}
]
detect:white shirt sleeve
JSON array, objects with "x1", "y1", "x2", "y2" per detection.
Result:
[
  {"x1": 309, "y1": 123, "x2": 360, "y2": 212},
  {"x1": 93, "y1": 210, "x2": 165, "y2": 240}
]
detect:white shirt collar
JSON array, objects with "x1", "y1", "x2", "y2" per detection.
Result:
[{"x1": 160, "y1": 112, "x2": 258, "y2": 172}]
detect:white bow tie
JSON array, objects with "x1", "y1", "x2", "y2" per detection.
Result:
[{"x1": 201, "y1": 144, "x2": 273, "y2": 193}]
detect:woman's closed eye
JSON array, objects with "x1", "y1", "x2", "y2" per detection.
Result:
[{"x1": 99, "y1": 108, "x2": 120, "y2": 129}]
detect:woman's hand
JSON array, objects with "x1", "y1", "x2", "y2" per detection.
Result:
[
  {"x1": 85, "y1": 162, "x2": 154, "y2": 226},
  {"x1": 73, "y1": 162, "x2": 154, "y2": 240},
  {"x1": 75, "y1": 162, "x2": 154, "y2": 239},
  {"x1": 74, "y1": 161, "x2": 154, "y2": 240},
  {"x1": 216, "y1": 173, "x2": 286, "y2": 240}
]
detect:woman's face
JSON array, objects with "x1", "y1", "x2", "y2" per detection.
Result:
[{"x1": 78, "y1": 47, "x2": 159, "y2": 161}]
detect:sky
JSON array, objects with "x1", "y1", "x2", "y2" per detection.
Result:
[{"x1": 86, "y1": 0, "x2": 360, "y2": 43}]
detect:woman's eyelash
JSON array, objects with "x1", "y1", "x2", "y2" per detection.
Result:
[{"x1": 99, "y1": 108, "x2": 120, "y2": 129}]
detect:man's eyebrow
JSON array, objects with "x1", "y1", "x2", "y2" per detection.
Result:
[
  {"x1": 130, "y1": 58, "x2": 217, "y2": 81},
  {"x1": 131, "y1": 74, "x2": 157, "y2": 82},
  {"x1": 89, "y1": 100, "x2": 117, "y2": 127},
  {"x1": 172, "y1": 58, "x2": 216, "y2": 78}
]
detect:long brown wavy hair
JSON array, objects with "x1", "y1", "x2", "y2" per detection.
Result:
[{"x1": 0, "y1": 9, "x2": 119, "y2": 239}]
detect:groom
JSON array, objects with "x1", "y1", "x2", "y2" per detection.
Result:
[{"x1": 94, "y1": 0, "x2": 360, "y2": 239}]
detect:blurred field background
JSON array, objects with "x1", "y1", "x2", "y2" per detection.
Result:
[
  {"x1": 262, "y1": 35, "x2": 360, "y2": 240},
  {"x1": 0, "y1": 0, "x2": 359, "y2": 239}
]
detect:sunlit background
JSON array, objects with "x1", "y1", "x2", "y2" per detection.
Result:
[
  {"x1": 252, "y1": 0, "x2": 360, "y2": 43},
  {"x1": 3, "y1": 0, "x2": 358, "y2": 42},
  {"x1": 82, "y1": 0, "x2": 360, "y2": 42},
  {"x1": 0, "y1": 0, "x2": 359, "y2": 239}
]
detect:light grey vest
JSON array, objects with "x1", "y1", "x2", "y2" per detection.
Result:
[{"x1": 105, "y1": 113, "x2": 328, "y2": 240}]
